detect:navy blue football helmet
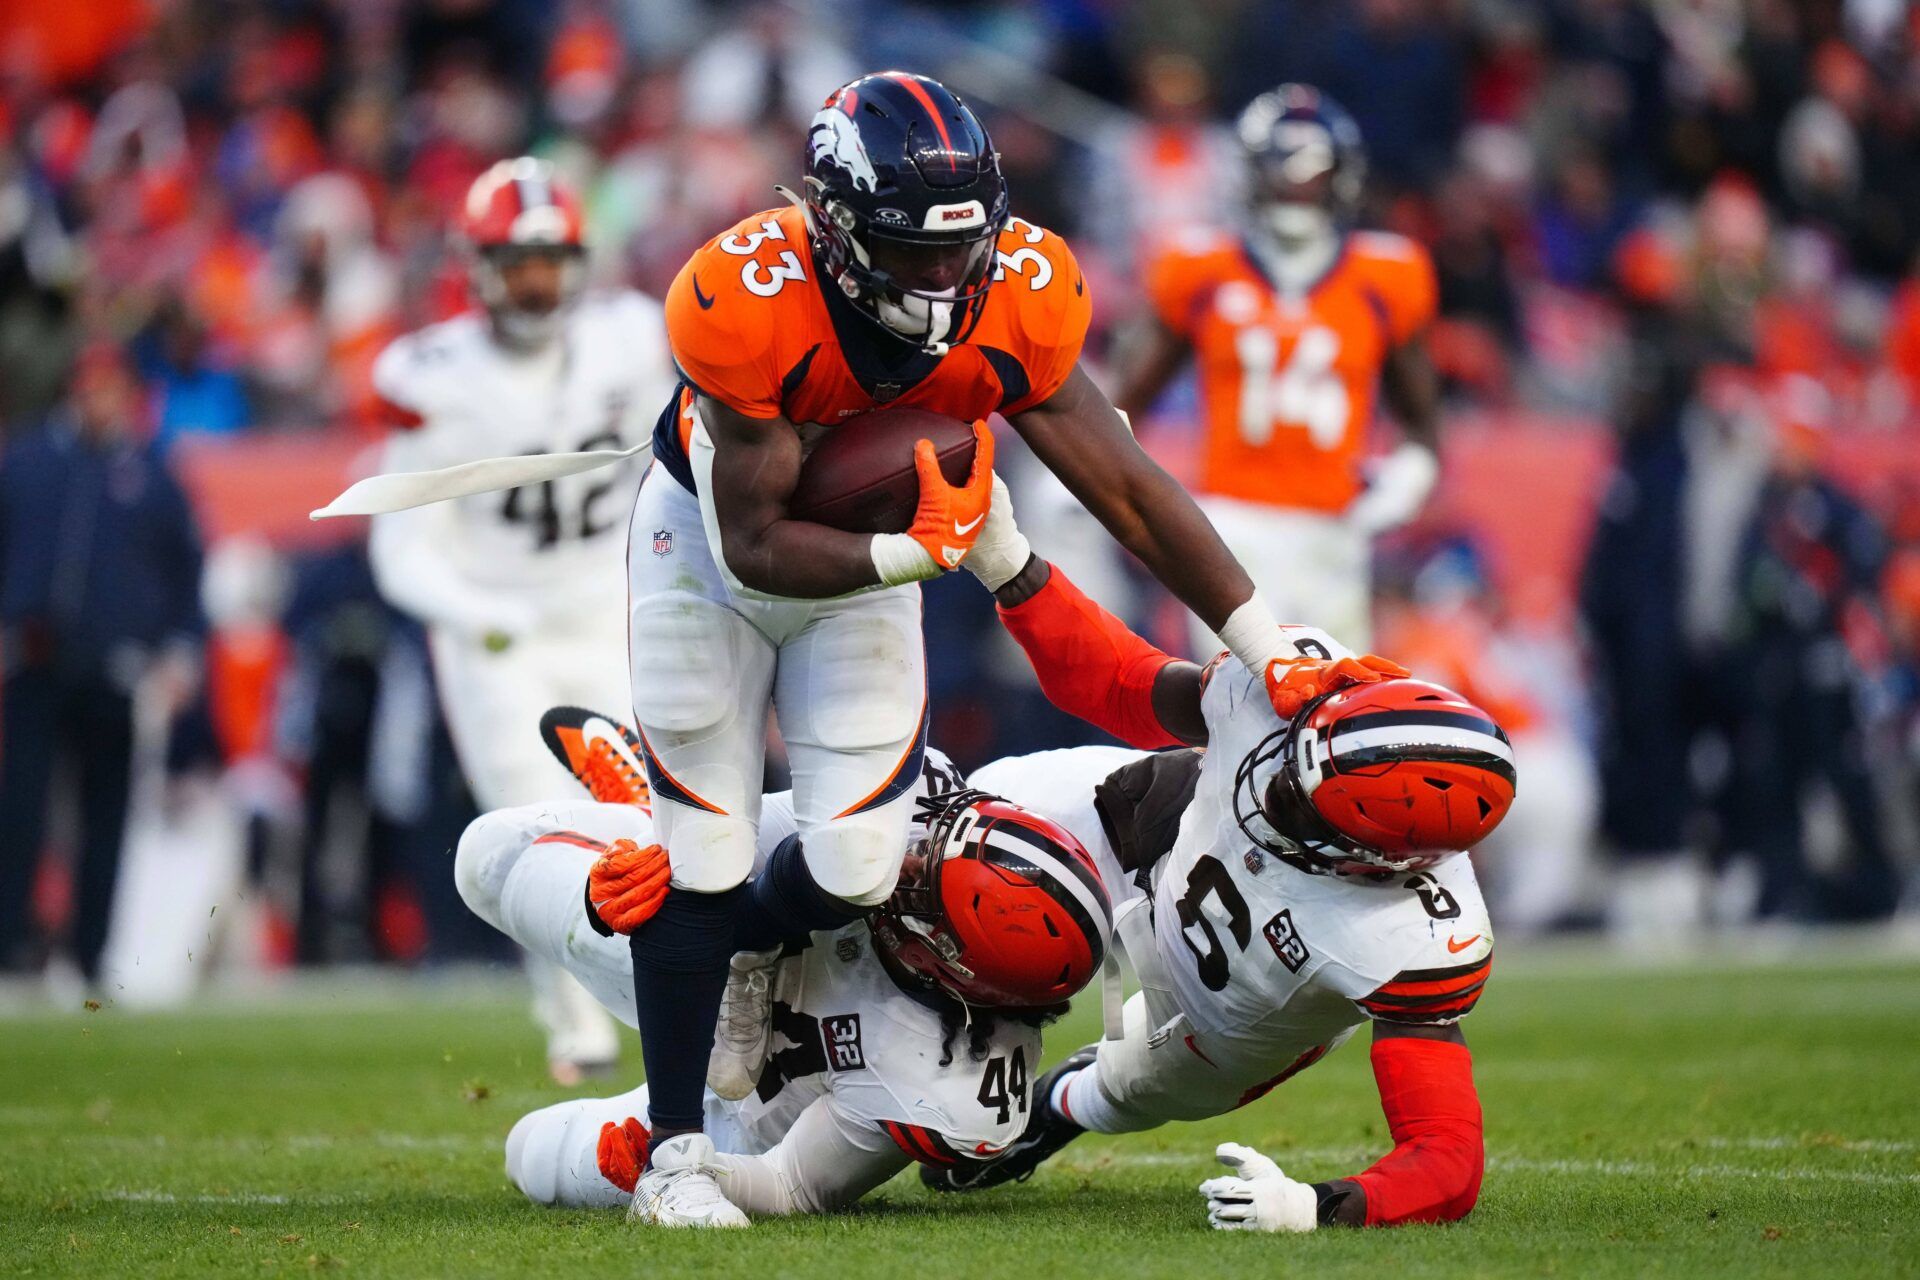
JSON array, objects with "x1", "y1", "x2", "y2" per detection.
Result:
[
  {"x1": 791, "y1": 72, "x2": 1010, "y2": 353},
  {"x1": 1235, "y1": 84, "x2": 1367, "y2": 234}
]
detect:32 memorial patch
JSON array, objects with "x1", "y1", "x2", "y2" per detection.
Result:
[{"x1": 822, "y1": 1014, "x2": 866, "y2": 1071}]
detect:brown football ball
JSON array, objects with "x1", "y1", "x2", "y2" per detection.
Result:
[{"x1": 788, "y1": 407, "x2": 976, "y2": 535}]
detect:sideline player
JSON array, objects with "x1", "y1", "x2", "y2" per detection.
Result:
[
  {"x1": 453, "y1": 740, "x2": 1109, "y2": 1223},
  {"x1": 1115, "y1": 84, "x2": 1443, "y2": 650},
  {"x1": 368, "y1": 158, "x2": 676, "y2": 1083},
  {"x1": 624, "y1": 70, "x2": 1399, "y2": 1223},
  {"x1": 919, "y1": 491, "x2": 1512, "y2": 1231}
]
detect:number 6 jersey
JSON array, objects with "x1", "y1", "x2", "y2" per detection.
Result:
[{"x1": 976, "y1": 648, "x2": 1493, "y2": 1074}]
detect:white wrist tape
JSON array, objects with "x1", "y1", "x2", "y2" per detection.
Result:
[
  {"x1": 870, "y1": 534, "x2": 944, "y2": 586},
  {"x1": 1216, "y1": 594, "x2": 1291, "y2": 672}
]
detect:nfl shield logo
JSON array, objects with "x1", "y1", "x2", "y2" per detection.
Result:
[
  {"x1": 652, "y1": 529, "x2": 674, "y2": 556},
  {"x1": 1244, "y1": 848, "x2": 1265, "y2": 875}
]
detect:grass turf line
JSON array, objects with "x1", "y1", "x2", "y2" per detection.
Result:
[{"x1": 3, "y1": 949, "x2": 1917, "y2": 1277}]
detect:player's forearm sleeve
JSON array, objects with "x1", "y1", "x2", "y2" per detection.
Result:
[
  {"x1": 1347, "y1": 1036, "x2": 1484, "y2": 1226},
  {"x1": 369, "y1": 503, "x2": 536, "y2": 636},
  {"x1": 995, "y1": 562, "x2": 1182, "y2": 750},
  {"x1": 710, "y1": 1097, "x2": 907, "y2": 1215}
]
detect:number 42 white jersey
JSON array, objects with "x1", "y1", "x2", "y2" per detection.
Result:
[{"x1": 369, "y1": 291, "x2": 677, "y2": 624}]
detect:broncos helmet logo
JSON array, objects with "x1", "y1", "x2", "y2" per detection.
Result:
[{"x1": 809, "y1": 107, "x2": 880, "y2": 193}]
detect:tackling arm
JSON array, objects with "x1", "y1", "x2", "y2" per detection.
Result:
[
  {"x1": 707, "y1": 1096, "x2": 910, "y2": 1216},
  {"x1": 1200, "y1": 1022, "x2": 1483, "y2": 1232},
  {"x1": 990, "y1": 555, "x2": 1207, "y2": 749}
]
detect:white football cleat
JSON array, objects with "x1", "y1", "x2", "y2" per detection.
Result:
[
  {"x1": 706, "y1": 948, "x2": 779, "y2": 1101},
  {"x1": 628, "y1": 1133, "x2": 749, "y2": 1228}
]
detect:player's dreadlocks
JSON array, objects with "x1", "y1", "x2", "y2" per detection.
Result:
[{"x1": 935, "y1": 999, "x2": 1067, "y2": 1067}]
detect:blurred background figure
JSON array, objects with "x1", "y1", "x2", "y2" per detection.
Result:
[
  {"x1": 0, "y1": 345, "x2": 205, "y2": 986},
  {"x1": 364, "y1": 157, "x2": 673, "y2": 1082},
  {"x1": 1115, "y1": 84, "x2": 1442, "y2": 655}
]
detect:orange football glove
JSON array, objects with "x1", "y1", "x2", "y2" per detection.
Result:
[
  {"x1": 596, "y1": 1116, "x2": 650, "y2": 1194},
  {"x1": 587, "y1": 838, "x2": 671, "y2": 935},
  {"x1": 1263, "y1": 653, "x2": 1412, "y2": 720},
  {"x1": 905, "y1": 421, "x2": 995, "y2": 570}
]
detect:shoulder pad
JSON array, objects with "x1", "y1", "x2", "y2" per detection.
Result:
[
  {"x1": 987, "y1": 216, "x2": 1089, "y2": 414},
  {"x1": 1093, "y1": 749, "x2": 1203, "y2": 887}
]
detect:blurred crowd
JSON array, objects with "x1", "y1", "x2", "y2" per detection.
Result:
[{"x1": 2, "y1": 0, "x2": 1918, "y2": 985}]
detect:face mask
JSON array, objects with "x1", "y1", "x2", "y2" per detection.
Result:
[
  {"x1": 1263, "y1": 203, "x2": 1335, "y2": 249},
  {"x1": 874, "y1": 284, "x2": 957, "y2": 345}
]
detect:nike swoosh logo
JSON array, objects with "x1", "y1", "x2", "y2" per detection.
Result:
[
  {"x1": 953, "y1": 513, "x2": 985, "y2": 536},
  {"x1": 691, "y1": 276, "x2": 715, "y2": 310},
  {"x1": 1446, "y1": 934, "x2": 1483, "y2": 954}
]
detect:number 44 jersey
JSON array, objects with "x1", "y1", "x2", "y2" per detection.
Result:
[{"x1": 717, "y1": 920, "x2": 1041, "y2": 1168}]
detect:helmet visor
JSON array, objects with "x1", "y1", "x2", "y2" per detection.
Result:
[{"x1": 867, "y1": 231, "x2": 997, "y2": 297}]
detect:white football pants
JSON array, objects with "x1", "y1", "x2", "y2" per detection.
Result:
[
  {"x1": 430, "y1": 599, "x2": 630, "y2": 1068},
  {"x1": 1188, "y1": 496, "x2": 1372, "y2": 655},
  {"x1": 625, "y1": 469, "x2": 925, "y2": 907},
  {"x1": 458, "y1": 797, "x2": 901, "y2": 1215}
]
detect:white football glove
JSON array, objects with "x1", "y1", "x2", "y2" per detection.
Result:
[
  {"x1": 1198, "y1": 1142, "x2": 1318, "y2": 1233},
  {"x1": 1345, "y1": 441, "x2": 1439, "y2": 536},
  {"x1": 960, "y1": 473, "x2": 1034, "y2": 593}
]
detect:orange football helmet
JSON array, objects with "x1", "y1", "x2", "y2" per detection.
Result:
[
  {"x1": 459, "y1": 157, "x2": 587, "y2": 346},
  {"x1": 1237, "y1": 679, "x2": 1516, "y2": 875},
  {"x1": 872, "y1": 791, "x2": 1110, "y2": 1009}
]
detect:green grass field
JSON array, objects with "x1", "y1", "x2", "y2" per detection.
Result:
[{"x1": 5, "y1": 941, "x2": 1919, "y2": 1278}]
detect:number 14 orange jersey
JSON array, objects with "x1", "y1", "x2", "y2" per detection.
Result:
[{"x1": 1145, "y1": 230, "x2": 1436, "y2": 513}]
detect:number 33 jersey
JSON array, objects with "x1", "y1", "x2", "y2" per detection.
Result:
[
  {"x1": 718, "y1": 922, "x2": 1042, "y2": 1167},
  {"x1": 1145, "y1": 229, "x2": 1436, "y2": 515},
  {"x1": 370, "y1": 291, "x2": 676, "y2": 604},
  {"x1": 652, "y1": 205, "x2": 1090, "y2": 488}
]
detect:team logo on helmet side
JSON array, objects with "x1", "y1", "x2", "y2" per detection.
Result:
[{"x1": 809, "y1": 107, "x2": 880, "y2": 193}]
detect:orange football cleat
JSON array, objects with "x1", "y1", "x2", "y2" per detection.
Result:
[{"x1": 540, "y1": 706, "x2": 651, "y2": 807}]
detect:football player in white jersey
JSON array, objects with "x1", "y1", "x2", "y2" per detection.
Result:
[
  {"x1": 451, "y1": 727, "x2": 1110, "y2": 1226},
  {"x1": 919, "y1": 488, "x2": 1514, "y2": 1231},
  {"x1": 368, "y1": 158, "x2": 678, "y2": 1084}
]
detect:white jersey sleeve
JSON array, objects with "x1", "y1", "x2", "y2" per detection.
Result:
[
  {"x1": 367, "y1": 291, "x2": 673, "y2": 632},
  {"x1": 969, "y1": 745, "x2": 1149, "y2": 911},
  {"x1": 367, "y1": 325, "x2": 546, "y2": 635}
]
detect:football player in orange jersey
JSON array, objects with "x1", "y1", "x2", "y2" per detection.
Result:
[
  {"x1": 610, "y1": 72, "x2": 1406, "y2": 1227},
  {"x1": 1116, "y1": 84, "x2": 1444, "y2": 651}
]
